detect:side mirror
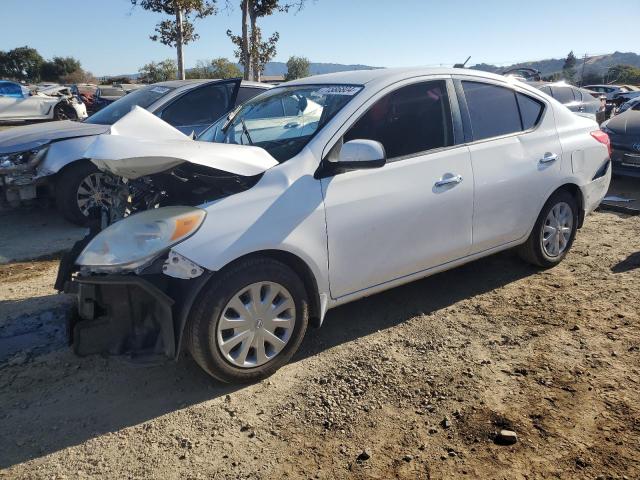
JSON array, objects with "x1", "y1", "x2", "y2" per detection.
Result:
[{"x1": 333, "y1": 139, "x2": 386, "y2": 170}]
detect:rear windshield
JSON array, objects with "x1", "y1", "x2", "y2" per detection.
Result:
[
  {"x1": 98, "y1": 87, "x2": 125, "y2": 97},
  {"x1": 198, "y1": 84, "x2": 362, "y2": 162},
  {"x1": 85, "y1": 85, "x2": 175, "y2": 125}
]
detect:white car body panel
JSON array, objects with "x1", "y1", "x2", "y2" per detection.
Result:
[
  {"x1": 85, "y1": 107, "x2": 278, "y2": 178},
  {"x1": 83, "y1": 68, "x2": 610, "y2": 321}
]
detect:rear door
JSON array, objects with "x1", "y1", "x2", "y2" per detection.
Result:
[
  {"x1": 457, "y1": 79, "x2": 562, "y2": 253},
  {"x1": 321, "y1": 78, "x2": 474, "y2": 298},
  {"x1": 156, "y1": 79, "x2": 241, "y2": 136},
  {"x1": 551, "y1": 86, "x2": 580, "y2": 112}
]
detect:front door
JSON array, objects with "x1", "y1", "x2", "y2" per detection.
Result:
[{"x1": 320, "y1": 79, "x2": 474, "y2": 298}]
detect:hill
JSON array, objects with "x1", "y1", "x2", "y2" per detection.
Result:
[{"x1": 471, "y1": 51, "x2": 640, "y2": 78}]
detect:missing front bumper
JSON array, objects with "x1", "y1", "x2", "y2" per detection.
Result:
[{"x1": 69, "y1": 276, "x2": 176, "y2": 358}]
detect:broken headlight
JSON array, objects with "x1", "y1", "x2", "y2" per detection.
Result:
[
  {"x1": 0, "y1": 146, "x2": 48, "y2": 171},
  {"x1": 76, "y1": 206, "x2": 206, "y2": 272}
]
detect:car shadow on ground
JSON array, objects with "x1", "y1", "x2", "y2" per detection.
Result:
[
  {"x1": 611, "y1": 251, "x2": 640, "y2": 273},
  {"x1": 0, "y1": 250, "x2": 537, "y2": 468}
]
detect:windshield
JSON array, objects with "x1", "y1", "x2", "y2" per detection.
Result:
[
  {"x1": 85, "y1": 85, "x2": 175, "y2": 125},
  {"x1": 198, "y1": 84, "x2": 362, "y2": 162}
]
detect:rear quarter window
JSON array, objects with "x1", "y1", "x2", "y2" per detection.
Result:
[{"x1": 516, "y1": 93, "x2": 544, "y2": 130}]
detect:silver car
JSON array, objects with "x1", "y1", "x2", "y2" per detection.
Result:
[{"x1": 0, "y1": 79, "x2": 270, "y2": 224}]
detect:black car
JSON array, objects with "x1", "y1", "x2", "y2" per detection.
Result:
[
  {"x1": 601, "y1": 107, "x2": 640, "y2": 177},
  {"x1": 535, "y1": 82, "x2": 605, "y2": 123}
]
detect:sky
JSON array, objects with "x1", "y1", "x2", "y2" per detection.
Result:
[{"x1": 1, "y1": 0, "x2": 639, "y2": 76}]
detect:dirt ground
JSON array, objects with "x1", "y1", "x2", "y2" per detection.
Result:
[{"x1": 0, "y1": 208, "x2": 638, "y2": 480}]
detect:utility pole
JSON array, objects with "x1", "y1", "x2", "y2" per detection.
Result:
[
  {"x1": 175, "y1": 2, "x2": 185, "y2": 80},
  {"x1": 579, "y1": 53, "x2": 587, "y2": 87}
]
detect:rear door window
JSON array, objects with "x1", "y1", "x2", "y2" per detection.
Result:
[
  {"x1": 235, "y1": 87, "x2": 266, "y2": 106},
  {"x1": 344, "y1": 80, "x2": 453, "y2": 159},
  {"x1": 160, "y1": 82, "x2": 236, "y2": 133},
  {"x1": 572, "y1": 88, "x2": 583, "y2": 101},
  {"x1": 462, "y1": 81, "x2": 522, "y2": 141},
  {"x1": 550, "y1": 86, "x2": 575, "y2": 104}
]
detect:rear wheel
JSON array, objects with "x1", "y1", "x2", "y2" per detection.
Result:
[
  {"x1": 187, "y1": 257, "x2": 309, "y2": 383},
  {"x1": 53, "y1": 103, "x2": 77, "y2": 121},
  {"x1": 517, "y1": 190, "x2": 579, "y2": 267}
]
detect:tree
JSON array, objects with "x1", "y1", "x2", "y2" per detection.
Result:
[
  {"x1": 0, "y1": 46, "x2": 44, "y2": 82},
  {"x1": 562, "y1": 51, "x2": 577, "y2": 83},
  {"x1": 138, "y1": 59, "x2": 178, "y2": 83},
  {"x1": 41, "y1": 56, "x2": 82, "y2": 82},
  {"x1": 131, "y1": 0, "x2": 216, "y2": 80},
  {"x1": 186, "y1": 57, "x2": 242, "y2": 78},
  {"x1": 285, "y1": 55, "x2": 310, "y2": 80},
  {"x1": 227, "y1": 0, "x2": 307, "y2": 81},
  {"x1": 61, "y1": 69, "x2": 97, "y2": 84},
  {"x1": 605, "y1": 64, "x2": 640, "y2": 85}
]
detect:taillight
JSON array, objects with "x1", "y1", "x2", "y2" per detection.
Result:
[{"x1": 591, "y1": 130, "x2": 611, "y2": 156}]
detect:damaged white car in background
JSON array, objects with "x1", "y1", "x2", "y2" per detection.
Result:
[
  {"x1": 58, "y1": 68, "x2": 611, "y2": 383},
  {"x1": 0, "y1": 82, "x2": 87, "y2": 122}
]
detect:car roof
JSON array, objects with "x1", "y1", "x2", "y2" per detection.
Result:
[
  {"x1": 152, "y1": 79, "x2": 271, "y2": 89},
  {"x1": 282, "y1": 67, "x2": 511, "y2": 87}
]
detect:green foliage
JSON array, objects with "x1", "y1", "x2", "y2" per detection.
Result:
[
  {"x1": 0, "y1": 46, "x2": 89, "y2": 83},
  {"x1": 131, "y1": 0, "x2": 216, "y2": 47},
  {"x1": 41, "y1": 57, "x2": 82, "y2": 82},
  {"x1": 186, "y1": 58, "x2": 242, "y2": 79},
  {"x1": 138, "y1": 59, "x2": 178, "y2": 83},
  {"x1": 606, "y1": 64, "x2": 640, "y2": 85},
  {"x1": 562, "y1": 50, "x2": 577, "y2": 83},
  {"x1": 285, "y1": 55, "x2": 310, "y2": 80},
  {"x1": 0, "y1": 46, "x2": 44, "y2": 82}
]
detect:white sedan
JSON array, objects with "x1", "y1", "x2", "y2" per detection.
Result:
[
  {"x1": 0, "y1": 81, "x2": 87, "y2": 122},
  {"x1": 64, "y1": 68, "x2": 611, "y2": 383}
]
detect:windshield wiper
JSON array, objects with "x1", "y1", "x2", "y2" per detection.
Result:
[{"x1": 240, "y1": 118, "x2": 254, "y2": 146}]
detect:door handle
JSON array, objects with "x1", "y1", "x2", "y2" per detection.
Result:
[
  {"x1": 434, "y1": 174, "x2": 463, "y2": 188},
  {"x1": 284, "y1": 122, "x2": 300, "y2": 129},
  {"x1": 539, "y1": 153, "x2": 558, "y2": 164}
]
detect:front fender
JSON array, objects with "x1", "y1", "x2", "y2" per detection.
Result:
[{"x1": 36, "y1": 135, "x2": 97, "y2": 177}]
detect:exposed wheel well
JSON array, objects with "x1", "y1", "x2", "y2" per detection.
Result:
[
  {"x1": 217, "y1": 250, "x2": 322, "y2": 328},
  {"x1": 553, "y1": 183, "x2": 585, "y2": 228}
]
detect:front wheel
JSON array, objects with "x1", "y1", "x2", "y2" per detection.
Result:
[
  {"x1": 55, "y1": 160, "x2": 123, "y2": 225},
  {"x1": 187, "y1": 257, "x2": 309, "y2": 383},
  {"x1": 517, "y1": 190, "x2": 579, "y2": 268}
]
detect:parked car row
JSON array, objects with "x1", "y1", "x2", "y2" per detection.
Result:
[{"x1": 0, "y1": 78, "x2": 270, "y2": 222}]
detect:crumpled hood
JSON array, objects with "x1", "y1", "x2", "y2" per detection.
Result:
[
  {"x1": 0, "y1": 120, "x2": 109, "y2": 155},
  {"x1": 84, "y1": 107, "x2": 278, "y2": 178},
  {"x1": 603, "y1": 110, "x2": 640, "y2": 136}
]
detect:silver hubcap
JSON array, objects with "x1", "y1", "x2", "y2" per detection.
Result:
[
  {"x1": 541, "y1": 202, "x2": 573, "y2": 257},
  {"x1": 76, "y1": 173, "x2": 118, "y2": 216},
  {"x1": 217, "y1": 282, "x2": 296, "y2": 368}
]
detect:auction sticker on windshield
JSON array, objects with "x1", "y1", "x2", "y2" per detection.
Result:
[{"x1": 317, "y1": 86, "x2": 362, "y2": 96}]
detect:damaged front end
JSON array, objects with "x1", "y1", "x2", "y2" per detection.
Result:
[
  {"x1": 58, "y1": 207, "x2": 214, "y2": 360},
  {"x1": 0, "y1": 146, "x2": 48, "y2": 205},
  {"x1": 57, "y1": 107, "x2": 278, "y2": 360}
]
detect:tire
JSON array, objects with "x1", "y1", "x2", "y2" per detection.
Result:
[
  {"x1": 517, "y1": 190, "x2": 579, "y2": 268},
  {"x1": 55, "y1": 160, "x2": 108, "y2": 225},
  {"x1": 187, "y1": 257, "x2": 309, "y2": 383},
  {"x1": 53, "y1": 103, "x2": 77, "y2": 121}
]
